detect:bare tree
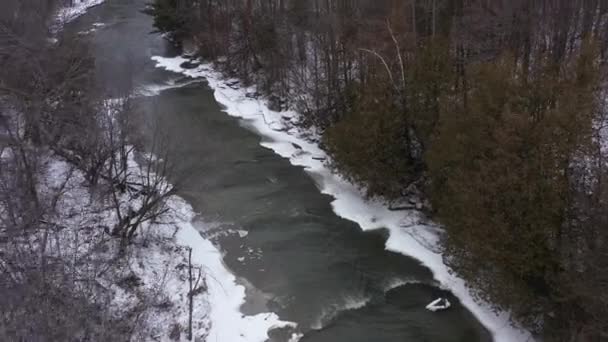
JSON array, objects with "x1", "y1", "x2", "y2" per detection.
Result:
[
  {"x1": 186, "y1": 247, "x2": 205, "y2": 340},
  {"x1": 104, "y1": 100, "x2": 177, "y2": 245}
]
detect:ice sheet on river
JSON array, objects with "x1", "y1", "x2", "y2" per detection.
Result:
[
  {"x1": 151, "y1": 55, "x2": 533, "y2": 342},
  {"x1": 170, "y1": 196, "x2": 296, "y2": 341}
]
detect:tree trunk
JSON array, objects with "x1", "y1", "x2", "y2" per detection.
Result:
[{"x1": 188, "y1": 248, "x2": 194, "y2": 341}]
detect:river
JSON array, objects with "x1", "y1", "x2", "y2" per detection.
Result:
[{"x1": 66, "y1": 0, "x2": 493, "y2": 341}]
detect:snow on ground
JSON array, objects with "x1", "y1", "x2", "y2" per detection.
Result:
[
  {"x1": 119, "y1": 150, "x2": 297, "y2": 341},
  {"x1": 41, "y1": 146, "x2": 295, "y2": 341},
  {"x1": 152, "y1": 55, "x2": 534, "y2": 342},
  {"x1": 53, "y1": 0, "x2": 105, "y2": 31}
]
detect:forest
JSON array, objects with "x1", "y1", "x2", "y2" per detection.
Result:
[
  {"x1": 0, "y1": 0, "x2": 196, "y2": 339},
  {"x1": 147, "y1": 0, "x2": 608, "y2": 340}
]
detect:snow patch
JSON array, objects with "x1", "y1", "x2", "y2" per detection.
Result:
[
  {"x1": 151, "y1": 55, "x2": 534, "y2": 342},
  {"x1": 41, "y1": 143, "x2": 295, "y2": 341},
  {"x1": 54, "y1": 0, "x2": 105, "y2": 31}
]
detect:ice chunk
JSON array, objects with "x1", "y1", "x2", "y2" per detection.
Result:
[{"x1": 426, "y1": 298, "x2": 451, "y2": 312}]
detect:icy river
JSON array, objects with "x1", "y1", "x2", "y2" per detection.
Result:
[{"x1": 65, "y1": 0, "x2": 529, "y2": 341}]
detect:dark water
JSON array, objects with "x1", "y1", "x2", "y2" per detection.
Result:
[{"x1": 66, "y1": 1, "x2": 492, "y2": 341}]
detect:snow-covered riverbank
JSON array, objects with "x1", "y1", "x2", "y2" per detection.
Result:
[
  {"x1": 48, "y1": 3, "x2": 297, "y2": 340},
  {"x1": 55, "y1": 0, "x2": 106, "y2": 26},
  {"x1": 151, "y1": 55, "x2": 534, "y2": 342},
  {"x1": 42, "y1": 149, "x2": 296, "y2": 341},
  {"x1": 168, "y1": 196, "x2": 297, "y2": 342}
]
